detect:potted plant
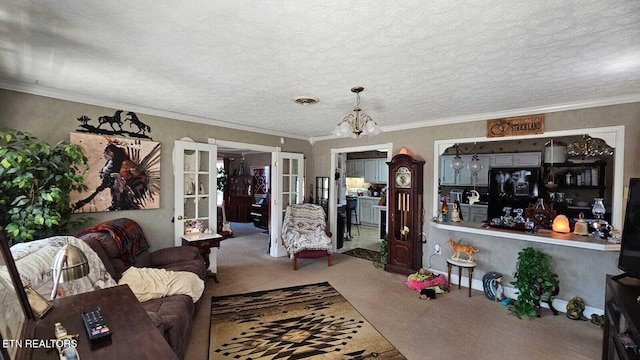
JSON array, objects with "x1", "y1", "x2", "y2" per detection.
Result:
[
  {"x1": 0, "y1": 129, "x2": 88, "y2": 244},
  {"x1": 373, "y1": 233, "x2": 388, "y2": 269},
  {"x1": 510, "y1": 247, "x2": 559, "y2": 318}
]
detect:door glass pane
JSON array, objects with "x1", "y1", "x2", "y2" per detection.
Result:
[
  {"x1": 184, "y1": 150, "x2": 196, "y2": 171},
  {"x1": 283, "y1": 159, "x2": 290, "y2": 175},
  {"x1": 290, "y1": 175, "x2": 298, "y2": 195},
  {"x1": 184, "y1": 198, "x2": 196, "y2": 219},
  {"x1": 198, "y1": 150, "x2": 210, "y2": 172},
  {"x1": 291, "y1": 159, "x2": 299, "y2": 175},
  {"x1": 283, "y1": 176, "x2": 290, "y2": 192},
  {"x1": 198, "y1": 174, "x2": 209, "y2": 195},
  {"x1": 198, "y1": 197, "x2": 209, "y2": 217},
  {"x1": 291, "y1": 193, "x2": 298, "y2": 204},
  {"x1": 282, "y1": 195, "x2": 290, "y2": 209},
  {"x1": 185, "y1": 174, "x2": 196, "y2": 195}
]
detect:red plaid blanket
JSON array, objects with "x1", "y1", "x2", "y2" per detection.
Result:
[{"x1": 77, "y1": 218, "x2": 150, "y2": 265}]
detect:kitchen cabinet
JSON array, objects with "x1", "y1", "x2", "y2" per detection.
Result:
[
  {"x1": 346, "y1": 159, "x2": 364, "y2": 177},
  {"x1": 377, "y1": 159, "x2": 388, "y2": 183},
  {"x1": 489, "y1": 152, "x2": 541, "y2": 168},
  {"x1": 447, "y1": 203, "x2": 487, "y2": 223},
  {"x1": 359, "y1": 197, "x2": 380, "y2": 225},
  {"x1": 440, "y1": 155, "x2": 490, "y2": 186},
  {"x1": 469, "y1": 205, "x2": 488, "y2": 222},
  {"x1": 363, "y1": 159, "x2": 388, "y2": 184}
]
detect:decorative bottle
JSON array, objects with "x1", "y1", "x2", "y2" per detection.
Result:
[{"x1": 441, "y1": 199, "x2": 449, "y2": 222}]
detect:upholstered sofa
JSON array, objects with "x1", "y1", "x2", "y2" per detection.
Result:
[
  {"x1": 11, "y1": 218, "x2": 206, "y2": 360},
  {"x1": 76, "y1": 218, "x2": 206, "y2": 359}
]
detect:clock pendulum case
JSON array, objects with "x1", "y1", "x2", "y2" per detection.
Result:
[{"x1": 385, "y1": 153, "x2": 425, "y2": 275}]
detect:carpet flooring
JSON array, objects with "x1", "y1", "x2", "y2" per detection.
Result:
[
  {"x1": 209, "y1": 282, "x2": 405, "y2": 359},
  {"x1": 341, "y1": 248, "x2": 380, "y2": 262}
]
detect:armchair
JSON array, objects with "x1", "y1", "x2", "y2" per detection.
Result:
[{"x1": 281, "y1": 203, "x2": 333, "y2": 270}]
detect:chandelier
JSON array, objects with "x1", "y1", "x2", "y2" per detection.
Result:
[{"x1": 333, "y1": 87, "x2": 381, "y2": 138}]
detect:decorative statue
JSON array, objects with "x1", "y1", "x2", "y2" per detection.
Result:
[
  {"x1": 447, "y1": 239, "x2": 479, "y2": 262},
  {"x1": 450, "y1": 200, "x2": 462, "y2": 222},
  {"x1": 467, "y1": 189, "x2": 480, "y2": 205},
  {"x1": 482, "y1": 272, "x2": 505, "y2": 302}
]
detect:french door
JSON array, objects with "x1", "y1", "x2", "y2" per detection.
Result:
[
  {"x1": 173, "y1": 140, "x2": 218, "y2": 246},
  {"x1": 270, "y1": 151, "x2": 305, "y2": 257}
]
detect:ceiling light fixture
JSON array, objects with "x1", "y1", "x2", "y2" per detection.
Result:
[
  {"x1": 333, "y1": 87, "x2": 380, "y2": 138},
  {"x1": 469, "y1": 142, "x2": 482, "y2": 183},
  {"x1": 451, "y1": 143, "x2": 465, "y2": 175}
]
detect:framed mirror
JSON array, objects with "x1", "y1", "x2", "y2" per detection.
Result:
[{"x1": 0, "y1": 227, "x2": 36, "y2": 359}]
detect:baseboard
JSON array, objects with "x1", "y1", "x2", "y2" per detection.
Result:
[{"x1": 427, "y1": 268, "x2": 604, "y2": 318}]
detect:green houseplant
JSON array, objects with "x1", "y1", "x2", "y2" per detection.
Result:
[
  {"x1": 373, "y1": 233, "x2": 388, "y2": 269},
  {"x1": 0, "y1": 129, "x2": 88, "y2": 244},
  {"x1": 510, "y1": 246, "x2": 559, "y2": 318}
]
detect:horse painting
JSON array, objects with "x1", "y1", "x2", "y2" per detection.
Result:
[
  {"x1": 97, "y1": 110, "x2": 124, "y2": 131},
  {"x1": 125, "y1": 112, "x2": 151, "y2": 135}
]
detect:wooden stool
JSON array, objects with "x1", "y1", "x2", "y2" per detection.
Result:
[{"x1": 446, "y1": 258, "x2": 477, "y2": 297}]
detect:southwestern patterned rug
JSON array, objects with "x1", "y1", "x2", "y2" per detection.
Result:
[
  {"x1": 209, "y1": 282, "x2": 405, "y2": 359},
  {"x1": 342, "y1": 248, "x2": 380, "y2": 262}
]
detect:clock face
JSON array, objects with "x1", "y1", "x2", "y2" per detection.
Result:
[{"x1": 395, "y1": 166, "x2": 411, "y2": 188}]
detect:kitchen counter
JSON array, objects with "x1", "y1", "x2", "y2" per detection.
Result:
[{"x1": 430, "y1": 221, "x2": 619, "y2": 251}]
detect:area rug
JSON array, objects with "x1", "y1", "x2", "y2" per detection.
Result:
[
  {"x1": 342, "y1": 248, "x2": 380, "y2": 262},
  {"x1": 209, "y1": 282, "x2": 405, "y2": 359}
]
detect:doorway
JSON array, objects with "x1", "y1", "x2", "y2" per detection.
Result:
[
  {"x1": 328, "y1": 143, "x2": 393, "y2": 254},
  {"x1": 209, "y1": 139, "x2": 305, "y2": 258}
]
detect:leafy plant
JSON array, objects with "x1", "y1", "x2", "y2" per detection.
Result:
[
  {"x1": 373, "y1": 233, "x2": 388, "y2": 269},
  {"x1": 509, "y1": 247, "x2": 559, "y2": 318},
  {"x1": 217, "y1": 167, "x2": 228, "y2": 191},
  {"x1": 0, "y1": 129, "x2": 88, "y2": 244}
]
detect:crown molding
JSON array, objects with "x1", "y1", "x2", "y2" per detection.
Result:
[
  {"x1": 3, "y1": 81, "x2": 638, "y2": 144},
  {"x1": 0, "y1": 81, "x2": 309, "y2": 141},
  {"x1": 314, "y1": 93, "x2": 640, "y2": 142}
]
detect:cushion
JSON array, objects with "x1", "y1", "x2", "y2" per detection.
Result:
[
  {"x1": 117, "y1": 267, "x2": 205, "y2": 303},
  {"x1": 10, "y1": 236, "x2": 118, "y2": 299}
]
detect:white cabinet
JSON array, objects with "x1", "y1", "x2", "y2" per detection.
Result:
[
  {"x1": 449, "y1": 203, "x2": 488, "y2": 222},
  {"x1": 377, "y1": 159, "x2": 388, "y2": 184},
  {"x1": 363, "y1": 159, "x2": 388, "y2": 184},
  {"x1": 359, "y1": 197, "x2": 380, "y2": 225},
  {"x1": 440, "y1": 155, "x2": 490, "y2": 186},
  {"x1": 346, "y1": 160, "x2": 364, "y2": 177},
  {"x1": 440, "y1": 155, "x2": 461, "y2": 185},
  {"x1": 363, "y1": 159, "x2": 378, "y2": 183},
  {"x1": 469, "y1": 205, "x2": 488, "y2": 222},
  {"x1": 489, "y1": 152, "x2": 541, "y2": 168},
  {"x1": 473, "y1": 155, "x2": 491, "y2": 186}
]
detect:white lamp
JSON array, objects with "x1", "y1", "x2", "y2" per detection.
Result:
[{"x1": 50, "y1": 239, "x2": 90, "y2": 300}]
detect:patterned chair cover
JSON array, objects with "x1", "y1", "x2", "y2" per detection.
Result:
[{"x1": 281, "y1": 203, "x2": 332, "y2": 259}]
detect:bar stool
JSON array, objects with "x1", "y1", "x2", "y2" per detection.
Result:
[{"x1": 346, "y1": 196, "x2": 360, "y2": 238}]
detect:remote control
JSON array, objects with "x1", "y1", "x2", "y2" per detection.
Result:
[{"x1": 82, "y1": 307, "x2": 112, "y2": 343}]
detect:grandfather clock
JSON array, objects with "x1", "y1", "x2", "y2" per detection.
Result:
[{"x1": 385, "y1": 152, "x2": 425, "y2": 275}]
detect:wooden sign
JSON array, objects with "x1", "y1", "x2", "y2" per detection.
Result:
[{"x1": 486, "y1": 114, "x2": 545, "y2": 138}]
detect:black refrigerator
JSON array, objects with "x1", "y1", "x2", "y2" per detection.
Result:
[{"x1": 487, "y1": 167, "x2": 541, "y2": 222}]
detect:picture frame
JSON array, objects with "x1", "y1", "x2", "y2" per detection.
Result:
[{"x1": 24, "y1": 284, "x2": 53, "y2": 319}]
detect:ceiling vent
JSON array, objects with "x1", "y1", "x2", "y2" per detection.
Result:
[{"x1": 294, "y1": 97, "x2": 319, "y2": 105}]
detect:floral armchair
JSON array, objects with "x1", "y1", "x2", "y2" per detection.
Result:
[{"x1": 281, "y1": 203, "x2": 333, "y2": 270}]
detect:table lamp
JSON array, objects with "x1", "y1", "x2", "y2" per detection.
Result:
[{"x1": 50, "y1": 239, "x2": 90, "y2": 300}]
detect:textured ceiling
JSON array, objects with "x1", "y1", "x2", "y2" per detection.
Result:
[{"x1": 1, "y1": 1, "x2": 639, "y2": 141}]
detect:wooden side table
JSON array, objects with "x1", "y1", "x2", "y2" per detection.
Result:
[
  {"x1": 446, "y1": 258, "x2": 477, "y2": 297},
  {"x1": 182, "y1": 233, "x2": 223, "y2": 282},
  {"x1": 30, "y1": 284, "x2": 176, "y2": 360}
]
